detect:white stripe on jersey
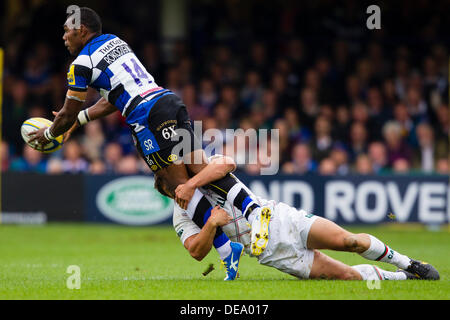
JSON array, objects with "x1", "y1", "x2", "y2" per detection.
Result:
[
  {"x1": 72, "y1": 54, "x2": 92, "y2": 69},
  {"x1": 91, "y1": 68, "x2": 102, "y2": 84},
  {"x1": 90, "y1": 37, "x2": 126, "y2": 66},
  {"x1": 186, "y1": 189, "x2": 204, "y2": 220}
]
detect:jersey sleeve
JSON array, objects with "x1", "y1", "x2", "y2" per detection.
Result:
[
  {"x1": 173, "y1": 207, "x2": 201, "y2": 245},
  {"x1": 67, "y1": 64, "x2": 92, "y2": 92}
]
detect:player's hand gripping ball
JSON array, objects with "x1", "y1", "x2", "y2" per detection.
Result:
[{"x1": 21, "y1": 117, "x2": 63, "y2": 153}]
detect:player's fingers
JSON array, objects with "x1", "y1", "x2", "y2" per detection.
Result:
[{"x1": 52, "y1": 111, "x2": 58, "y2": 116}]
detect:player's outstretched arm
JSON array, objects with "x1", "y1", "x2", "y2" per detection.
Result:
[
  {"x1": 84, "y1": 97, "x2": 118, "y2": 121},
  {"x1": 28, "y1": 90, "x2": 87, "y2": 146},
  {"x1": 175, "y1": 156, "x2": 236, "y2": 209},
  {"x1": 50, "y1": 97, "x2": 118, "y2": 143},
  {"x1": 183, "y1": 206, "x2": 232, "y2": 261}
]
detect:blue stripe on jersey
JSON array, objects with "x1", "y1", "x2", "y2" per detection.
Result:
[
  {"x1": 213, "y1": 233, "x2": 229, "y2": 249},
  {"x1": 202, "y1": 207, "x2": 212, "y2": 225},
  {"x1": 125, "y1": 92, "x2": 174, "y2": 124},
  {"x1": 91, "y1": 72, "x2": 111, "y2": 90},
  {"x1": 201, "y1": 206, "x2": 229, "y2": 248},
  {"x1": 114, "y1": 90, "x2": 132, "y2": 111},
  {"x1": 104, "y1": 68, "x2": 114, "y2": 78},
  {"x1": 241, "y1": 196, "x2": 253, "y2": 213},
  {"x1": 79, "y1": 34, "x2": 116, "y2": 56}
]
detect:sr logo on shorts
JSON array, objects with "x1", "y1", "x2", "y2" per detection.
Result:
[{"x1": 134, "y1": 127, "x2": 160, "y2": 156}]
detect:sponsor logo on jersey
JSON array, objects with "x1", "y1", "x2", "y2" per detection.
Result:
[
  {"x1": 98, "y1": 38, "x2": 125, "y2": 55},
  {"x1": 215, "y1": 197, "x2": 226, "y2": 208},
  {"x1": 96, "y1": 176, "x2": 173, "y2": 225},
  {"x1": 144, "y1": 139, "x2": 154, "y2": 151},
  {"x1": 67, "y1": 65, "x2": 75, "y2": 85},
  {"x1": 177, "y1": 229, "x2": 184, "y2": 238},
  {"x1": 144, "y1": 156, "x2": 154, "y2": 166},
  {"x1": 156, "y1": 120, "x2": 177, "y2": 132},
  {"x1": 168, "y1": 154, "x2": 178, "y2": 162},
  {"x1": 103, "y1": 44, "x2": 132, "y2": 64}
]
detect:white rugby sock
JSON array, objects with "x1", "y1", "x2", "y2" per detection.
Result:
[
  {"x1": 216, "y1": 240, "x2": 232, "y2": 260},
  {"x1": 352, "y1": 264, "x2": 407, "y2": 280},
  {"x1": 359, "y1": 235, "x2": 411, "y2": 270}
]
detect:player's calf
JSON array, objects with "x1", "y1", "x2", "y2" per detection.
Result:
[
  {"x1": 309, "y1": 250, "x2": 362, "y2": 280},
  {"x1": 343, "y1": 233, "x2": 371, "y2": 253}
]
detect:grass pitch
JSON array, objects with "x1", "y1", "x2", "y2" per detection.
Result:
[{"x1": 0, "y1": 223, "x2": 448, "y2": 300}]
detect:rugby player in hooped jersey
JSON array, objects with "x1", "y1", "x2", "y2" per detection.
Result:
[
  {"x1": 29, "y1": 7, "x2": 261, "y2": 225},
  {"x1": 158, "y1": 155, "x2": 440, "y2": 281}
]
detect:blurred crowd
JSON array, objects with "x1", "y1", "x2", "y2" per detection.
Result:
[{"x1": 1, "y1": 0, "x2": 449, "y2": 176}]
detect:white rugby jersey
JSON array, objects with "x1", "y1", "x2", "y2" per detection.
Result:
[{"x1": 173, "y1": 175, "x2": 267, "y2": 254}]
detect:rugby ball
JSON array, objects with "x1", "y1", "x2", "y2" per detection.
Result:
[{"x1": 21, "y1": 117, "x2": 63, "y2": 153}]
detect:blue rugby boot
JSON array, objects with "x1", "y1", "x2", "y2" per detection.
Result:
[{"x1": 221, "y1": 242, "x2": 244, "y2": 281}]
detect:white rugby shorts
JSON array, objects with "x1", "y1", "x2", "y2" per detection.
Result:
[{"x1": 256, "y1": 202, "x2": 318, "y2": 279}]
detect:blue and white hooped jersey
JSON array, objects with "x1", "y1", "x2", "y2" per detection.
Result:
[{"x1": 67, "y1": 34, "x2": 170, "y2": 119}]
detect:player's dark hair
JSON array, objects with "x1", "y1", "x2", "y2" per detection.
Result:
[
  {"x1": 67, "y1": 7, "x2": 102, "y2": 34},
  {"x1": 80, "y1": 7, "x2": 102, "y2": 34},
  {"x1": 154, "y1": 175, "x2": 173, "y2": 199}
]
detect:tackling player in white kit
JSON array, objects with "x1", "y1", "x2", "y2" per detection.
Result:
[{"x1": 157, "y1": 155, "x2": 440, "y2": 281}]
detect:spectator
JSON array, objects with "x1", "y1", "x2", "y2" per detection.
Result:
[
  {"x1": 435, "y1": 157, "x2": 449, "y2": 175},
  {"x1": 412, "y1": 123, "x2": 448, "y2": 172},
  {"x1": 182, "y1": 84, "x2": 208, "y2": 121},
  {"x1": 348, "y1": 122, "x2": 368, "y2": 162},
  {"x1": 10, "y1": 145, "x2": 47, "y2": 173},
  {"x1": 368, "y1": 142, "x2": 389, "y2": 174},
  {"x1": 435, "y1": 104, "x2": 449, "y2": 142},
  {"x1": 198, "y1": 78, "x2": 218, "y2": 111},
  {"x1": 81, "y1": 121, "x2": 105, "y2": 161},
  {"x1": 333, "y1": 105, "x2": 351, "y2": 143},
  {"x1": 89, "y1": 159, "x2": 106, "y2": 175},
  {"x1": 354, "y1": 154, "x2": 374, "y2": 175},
  {"x1": 47, "y1": 157, "x2": 63, "y2": 174},
  {"x1": 404, "y1": 87, "x2": 428, "y2": 122},
  {"x1": 318, "y1": 158, "x2": 337, "y2": 176},
  {"x1": 310, "y1": 116, "x2": 333, "y2": 162},
  {"x1": 282, "y1": 143, "x2": 317, "y2": 174},
  {"x1": 329, "y1": 145, "x2": 350, "y2": 175},
  {"x1": 273, "y1": 118, "x2": 291, "y2": 164},
  {"x1": 351, "y1": 102, "x2": 380, "y2": 141},
  {"x1": 393, "y1": 103, "x2": 415, "y2": 145},
  {"x1": 382, "y1": 121, "x2": 412, "y2": 167},
  {"x1": 299, "y1": 87, "x2": 319, "y2": 129},
  {"x1": 392, "y1": 158, "x2": 410, "y2": 174},
  {"x1": 241, "y1": 71, "x2": 264, "y2": 109},
  {"x1": 103, "y1": 142, "x2": 123, "y2": 173},
  {"x1": 61, "y1": 140, "x2": 89, "y2": 174},
  {"x1": 3, "y1": 79, "x2": 30, "y2": 147},
  {"x1": 283, "y1": 107, "x2": 306, "y2": 143},
  {"x1": 116, "y1": 155, "x2": 139, "y2": 175},
  {"x1": 213, "y1": 103, "x2": 233, "y2": 137}
]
